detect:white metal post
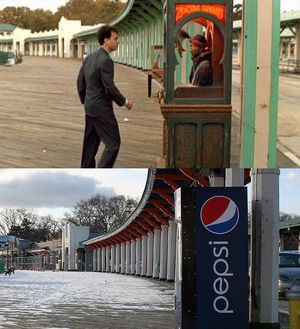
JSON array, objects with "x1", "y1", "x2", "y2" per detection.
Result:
[
  {"x1": 115, "y1": 244, "x2": 121, "y2": 273},
  {"x1": 167, "y1": 221, "x2": 177, "y2": 281},
  {"x1": 111, "y1": 245, "x2": 115, "y2": 273},
  {"x1": 160, "y1": 225, "x2": 168, "y2": 280},
  {"x1": 135, "y1": 238, "x2": 141, "y2": 275},
  {"x1": 121, "y1": 243, "x2": 126, "y2": 274},
  {"x1": 97, "y1": 248, "x2": 101, "y2": 272},
  {"x1": 126, "y1": 241, "x2": 131, "y2": 275},
  {"x1": 153, "y1": 229, "x2": 161, "y2": 279},
  {"x1": 147, "y1": 232, "x2": 154, "y2": 277},
  {"x1": 141, "y1": 235, "x2": 147, "y2": 276},
  {"x1": 130, "y1": 240, "x2": 136, "y2": 275},
  {"x1": 250, "y1": 169, "x2": 280, "y2": 327}
]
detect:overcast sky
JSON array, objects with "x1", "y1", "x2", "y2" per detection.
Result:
[
  {"x1": 0, "y1": 169, "x2": 299, "y2": 219},
  {"x1": 0, "y1": 169, "x2": 148, "y2": 218},
  {"x1": 0, "y1": 0, "x2": 299, "y2": 12}
]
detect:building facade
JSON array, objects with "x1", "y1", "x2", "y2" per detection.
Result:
[
  {"x1": 61, "y1": 223, "x2": 90, "y2": 271},
  {"x1": 0, "y1": 17, "x2": 97, "y2": 58}
]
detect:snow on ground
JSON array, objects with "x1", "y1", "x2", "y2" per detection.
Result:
[{"x1": 0, "y1": 271, "x2": 175, "y2": 329}]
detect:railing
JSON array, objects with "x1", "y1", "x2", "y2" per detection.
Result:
[{"x1": 280, "y1": 59, "x2": 300, "y2": 74}]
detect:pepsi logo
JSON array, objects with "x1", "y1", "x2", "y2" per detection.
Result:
[{"x1": 200, "y1": 196, "x2": 239, "y2": 234}]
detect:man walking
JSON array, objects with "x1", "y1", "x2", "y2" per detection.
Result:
[{"x1": 77, "y1": 25, "x2": 133, "y2": 168}]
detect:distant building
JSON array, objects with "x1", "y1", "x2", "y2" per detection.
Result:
[
  {"x1": 279, "y1": 216, "x2": 300, "y2": 251},
  {"x1": 0, "y1": 23, "x2": 16, "y2": 36},
  {"x1": 233, "y1": 10, "x2": 300, "y2": 65},
  {"x1": 0, "y1": 24, "x2": 17, "y2": 52},
  {"x1": 0, "y1": 17, "x2": 100, "y2": 58},
  {"x1": 0, "y1": 235, "x2": 34, "y2": 270}
]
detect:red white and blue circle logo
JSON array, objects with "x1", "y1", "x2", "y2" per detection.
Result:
[{"x1": 200, "y1": 196, "x2": 239, "y2": 234}]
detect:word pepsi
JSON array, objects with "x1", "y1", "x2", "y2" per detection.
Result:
[{"x1": 209, "y1": 240, "x2": 234, "y2": 314}]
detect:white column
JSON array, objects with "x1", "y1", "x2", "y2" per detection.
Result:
[
  {"x1": 153, "y1": 229, "x2": 161, "y2": 279},
  {"x1": 287, "y1": 41, "x2": 291, "y2": 60},
  {"x1": 93, "y1": 249, "x2": 97, "y2": 272},
  {"x1": 111, "y1": 245, "x2": 115, "y2": 273},
  {"x1": 225, "y1": 168, "x2": 244, "y2": 187},
  {"x1": 105, "y1": 246, "x2": 110, "y2": 272},
  {"x1": 250, "y1": 169, "x2": 280, "y2": 325},
  {"x1": 133, "y1": 30, "x2": 137, "y2": 67},
  {"x1": 39, "y1": 41, "x2": 43, "y2": 56},
  {"x1": 167, "y1": 220, "x2": 177, "y2": 281},
  {"x1": 279, "y1": 235, "x2": 285, "y2": 252},
  {"x1": 29, "y1": 42, "x2": 33, "y2": 56},
  {"x1": 78, "y1": 40, "x2": 83, "y2": 58},
  {"x1": 130, "y1": 240, "x2": 136, "y2": 275},
  {"x1": 159, "y1": 225, "x2": 168, "y2": 280},
  {"x1": 138, "y1": 28, "x2": 142, "y2": 68},
  {"x1": 101, "y1": 248, "x2": 105, "y2": 272},
  {"x1": 135, "y1": 238, "x2": 141, "y2": 275},
  {"x1": 280, "y1": 40, "x2": 284, "y2": 60},
  {"x1": 146, "y1": 232, "x2": 154, "y2": 277},
  {"x1": 121, "y1": 243, "x2": 126, "y2": 274},
  {"x1": 295, "y1": 23, "x2": 300, "y2": 61},
  {"x1": 115, "y1": 244, "x2": 121, "y2": 273},
  {"x1": 141, "y1": 235, "x2": 147, "y2": 276},
  {"x1": 126, "y1": 241, "x2": 131, "y2": 274},
  {"x1": 97, "y1": 248, "x2": 101, "y2": 272}
]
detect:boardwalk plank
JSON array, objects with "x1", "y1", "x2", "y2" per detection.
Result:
[{"x1": 0, "y1": 57, "x2": 164, "y2": 168}]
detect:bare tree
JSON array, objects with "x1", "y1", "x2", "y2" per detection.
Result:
[
  {"x1": 0, "y1": 209, "x2": 62, "y2": 242},
  {"x1": 63, "y1": 194, "x2": 138, "y2": 233},
  {"x1": 0, "y1": 208, "x2": 37, "y2": 235}
]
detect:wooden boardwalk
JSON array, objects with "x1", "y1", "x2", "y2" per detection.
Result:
[
  {"x1": 0, "y1": 56, "x2": 294, "y2": 168},
  {"x1": 0, "y1": 56, "x2": 164, "y2": 168},
  {"x1": 0, "y1": 57, "x2": 295, "y2": 168}
]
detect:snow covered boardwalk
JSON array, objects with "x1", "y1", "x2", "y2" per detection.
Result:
[{"x1": 0, "y1": 271, "x2": 175, "y2": 329}]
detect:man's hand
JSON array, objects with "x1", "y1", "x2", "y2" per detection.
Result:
[{"x1": 126, "y1": 100, "x2": 133, "y2": 110}]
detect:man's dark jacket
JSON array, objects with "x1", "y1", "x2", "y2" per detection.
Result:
[
  {"x1": 77, "y1": 47, "x2": 126, "y2": 118},
  {"x1": 189, "y1": 51, "x2": 212, "y2": 86}
]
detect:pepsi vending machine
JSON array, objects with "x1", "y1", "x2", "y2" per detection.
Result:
[{"x1": 174, "y1": 187, "x2": 248, "y2": 329}]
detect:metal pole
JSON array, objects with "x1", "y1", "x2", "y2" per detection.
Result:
[
  {"x1": 250, "y1": 169, "x2": 280, "y2": 329},
  {"x1": 11, "y1": 241, "x2": 13, "y2": 268},
  {"x1": 6, "y1": 243, "x2": 9, "y2": 270}
]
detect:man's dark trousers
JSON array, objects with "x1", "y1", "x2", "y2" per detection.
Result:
[{"x1": 81, "y1": 114, "x2": 121, "y2": 168}]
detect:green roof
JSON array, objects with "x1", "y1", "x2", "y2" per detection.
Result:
[
  {"x1": 280, "y1": 217, "x2": 300, "y2": 230},
  {"x1": 73, "y1": 25, "x2": 102, "y2": 38},
  {"x1": 0, "y1": 24, "x2": 16, "y2": 32},
  {"x1": 25, "y1": 35, "x2": 58, "y2": 42}
]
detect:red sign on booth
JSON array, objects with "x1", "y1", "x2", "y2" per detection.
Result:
[{"x1": 175, "y1": 4, "x2": 226, "y2": 25}]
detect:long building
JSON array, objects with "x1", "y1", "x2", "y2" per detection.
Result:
[
  {"x1": 1, "y1": 6, "x2": 299, "y2": 67},
  {"x1": 0, "y1": 17, "x2": 99, "y2": 58}
]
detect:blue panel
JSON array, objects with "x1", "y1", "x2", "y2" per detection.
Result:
[{"x1": 196, "y1": 187, "x2": 248, "y2": 329}]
